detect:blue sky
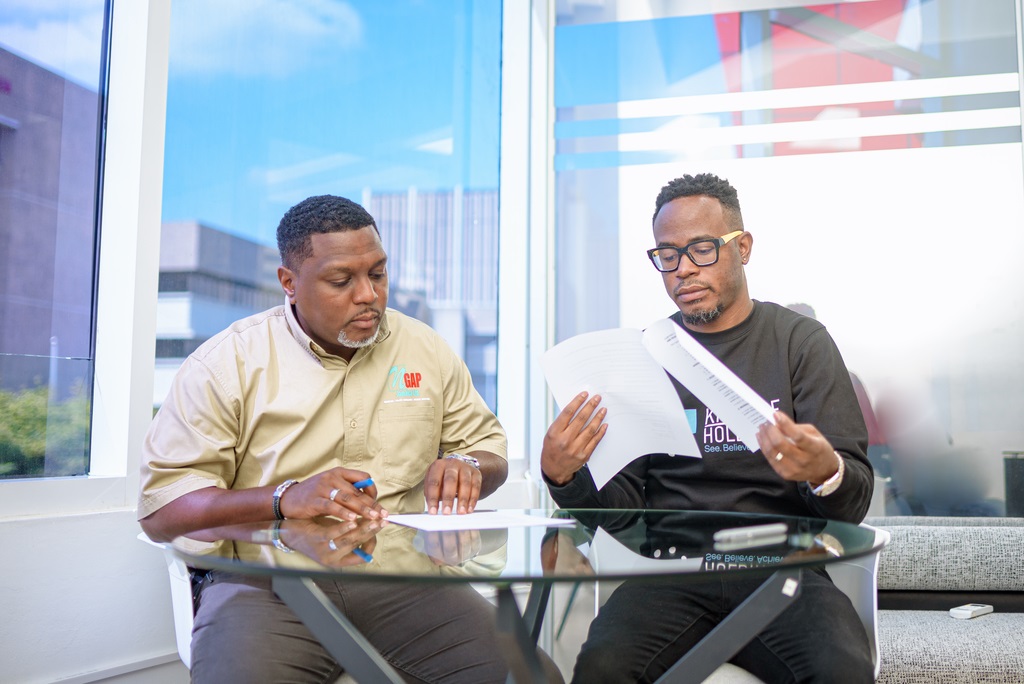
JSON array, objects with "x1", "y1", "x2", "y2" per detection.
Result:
[
  {"x1": 0, "y1": 0, "x2": 501, "y2": 248},
  {"x1": 161, "y1": 0, "x2": 502, "y2": 246}
]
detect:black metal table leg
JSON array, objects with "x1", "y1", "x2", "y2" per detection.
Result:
[
  {"x1": 497, "y1": 584, "x2": 550, "y2": 684},
  {"x1": 656, "y1": 568, "x2": 803, "y2": 684}
]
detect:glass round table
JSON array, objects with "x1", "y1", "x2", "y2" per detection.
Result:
[{"x1": 171, "y1": 509, "x2": 884, "y2": 683}]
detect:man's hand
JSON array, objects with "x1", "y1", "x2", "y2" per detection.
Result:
[
  {"x1": 424, "y1": 457, "x2": 482, "y2": 515},
  {"x1": 277, "y1": 517, "x2": 382, "y2": 567},
  {"x1": 756, "y1": 411, "x2": 841, "y2": 486},
  {"x1": 416, "y1": 529, "x2": 482, "y2": 566},
  {"x1": 279, "y1": 467, "x2": 387, "y2": 522},
  {"x1": 541, "y1": 391, "x2": 608, "y2": 486},
  {"x1": 540, "y1": 530, "x2": 594, "y2": 576}
]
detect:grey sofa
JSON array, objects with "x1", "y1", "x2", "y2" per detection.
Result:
[{"x1": 864, "y1": 516, "x2": 1024, "y2": 683}]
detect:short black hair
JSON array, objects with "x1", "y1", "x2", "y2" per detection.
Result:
[
  {"x1": 276, "y1": 195, "x2": 377, "y2": 269},
  {"x1": 653, "y1": 173, "x2": 743, "y2": 230}
]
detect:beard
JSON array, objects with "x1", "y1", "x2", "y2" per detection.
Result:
[
  {"x1": 337, "y1": 321, "x2": 380, "y2": 349},
  {"x1": 682, "y1": 305, "x2": 722, "y2": 327}
]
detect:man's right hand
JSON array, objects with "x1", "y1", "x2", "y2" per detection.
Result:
[
  {"x1": 279, "y1": 467, "x2": 387, "y2": 522},
  {"x1": 541, "y1": 391, "x2": 608, "y2": 485}
]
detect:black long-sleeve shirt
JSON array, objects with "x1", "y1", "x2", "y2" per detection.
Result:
[{"x1": 547, "y1": 301, "x2": 872, "y2": 523}]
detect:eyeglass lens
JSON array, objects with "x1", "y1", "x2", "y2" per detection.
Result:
[{"x1": 652, "y1": 241, "x2": 718, "y2": 271}]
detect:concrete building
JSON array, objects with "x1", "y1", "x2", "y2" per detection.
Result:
[{"x1": 0, "y1": 46, "x2": 100, "y2": 394}]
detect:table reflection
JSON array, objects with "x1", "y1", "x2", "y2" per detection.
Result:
[{"x1": 174, "y1": 517, "x2": 510, "y2": 580}]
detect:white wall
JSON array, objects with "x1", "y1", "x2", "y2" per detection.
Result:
[{"x1": 0, "y1": 511, "x2": 185, "y2": 683}]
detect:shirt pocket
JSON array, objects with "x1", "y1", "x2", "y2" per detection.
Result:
[{"x1": 378, "y1": 402, "x2": 438, "y2": 488}]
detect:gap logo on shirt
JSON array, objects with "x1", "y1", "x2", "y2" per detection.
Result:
[{"x1": 388, "y1": 365, "x2": 423, "y2": 398}]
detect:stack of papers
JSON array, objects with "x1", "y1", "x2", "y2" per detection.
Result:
[{"x1": 541, "y1": 318, "x2": 776, "y2": 488}]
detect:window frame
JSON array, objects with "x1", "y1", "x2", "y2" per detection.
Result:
[
  {"x1": 0, "y1": 0, "x2": 170, "y2": 518},
  {"x1": 497, "y1": 0, "x2": 556, "y2": 482}
]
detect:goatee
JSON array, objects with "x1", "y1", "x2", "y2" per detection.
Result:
[{"x1": 682, "y1": 306, "x2": 722, "y2": 327}]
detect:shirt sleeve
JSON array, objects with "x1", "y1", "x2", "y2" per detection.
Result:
[
  {"x1": 137, "y1": 355, "x2": 241, "y2": 519},
  {"x1": 790, "y1": 327, "x2": 873, "y2": 522},
  {"x1": 546, "y1": 458, "x2": 649, "y2": 509},
  {"x1": 435, "y1": 335, "x2": 507, "y2": 460}
]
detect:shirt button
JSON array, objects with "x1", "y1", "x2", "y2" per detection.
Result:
[{"x1": 350, "y1": 420, "x2": 357, "y2": 428}]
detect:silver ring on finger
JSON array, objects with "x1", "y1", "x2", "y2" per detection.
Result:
[
  {"x1": 329, "y1": 488, "x2": 340, "y2": 502},
  {"x1": 328, "y1": 538, "x2": 338, "y2": 551},
  {"x1": 774, "y1": 452, "x2": 784, "y2": 462}
]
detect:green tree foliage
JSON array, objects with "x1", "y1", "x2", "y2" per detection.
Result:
[{"x1": 0, "y1": 383, "x2": 90, "y2": 478}]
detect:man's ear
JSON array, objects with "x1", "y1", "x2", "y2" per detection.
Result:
[
  {"x1": 278, "y1": 265, "x2": 297, "y2": 302},
  {"x1": 738, "y1": 231, "x2": 753, "y2": 264}
]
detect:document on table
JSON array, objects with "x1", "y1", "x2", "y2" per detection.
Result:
[
  {"x1": 387, "y1": 510, "x2": 576, "y2": 532},
  {"x1": 541, "y1": 318, "x2": 775, "y2": 489},
  {"x1": 540, "y1": 327, "x2": 700, "y2": 489}
]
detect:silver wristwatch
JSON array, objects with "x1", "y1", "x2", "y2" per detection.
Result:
[
  {"x1": 273, "y1": 479, "x2": 299, "y2": 520},
  {"x1": 444, "y1": 453, "x2": 480, "y2": 468},
  {"x1": 811, "y1": 452, "x2": 845, "y2": 497}
]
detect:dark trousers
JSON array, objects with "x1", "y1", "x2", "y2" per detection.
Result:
[
  {"x1": 190, "y1": 571, "x2": 517, "y2": 684},
  {"x1": 572, "y1": 569, "x2": 873, "y2": 684}
]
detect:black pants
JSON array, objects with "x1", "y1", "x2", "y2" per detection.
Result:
[{"x1": 572, "y1": 569, "x2": 873, "y2": 684}]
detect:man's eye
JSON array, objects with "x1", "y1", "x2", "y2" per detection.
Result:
[
  {"x1": 331, "y1": 281, "x2": 350, "y2": 288},
  {"x1": 370, "y1": 271, "x2": 386, "y2": 280}
]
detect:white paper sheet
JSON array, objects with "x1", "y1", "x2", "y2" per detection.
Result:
[
  {"x1": 641, "y1": 318, "x2": 776, "y2": 451},
  {"x1": 540, "y1": 328, "x2": 700, "y2": 489},
  {"x1": 387, "y1": 510, "x2": 576, "y2": 532}
]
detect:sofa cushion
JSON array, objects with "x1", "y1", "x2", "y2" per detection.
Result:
[
  {"x1": 868, "y1": 523, "x2": 1024, "y2": 592},
  {"x1": 877, "y1": 611, "x2": 1024, "y2": 683}
]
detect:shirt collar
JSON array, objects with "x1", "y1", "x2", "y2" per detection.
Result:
[{"x1": 282, "y1": 295, "x2": 392, "y2": 366}]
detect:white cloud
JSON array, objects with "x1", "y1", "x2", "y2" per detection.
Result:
[
  {"x1": 250, "y1": 151, "x2": 361, "y2": 187},
  {"x1": 170, "y1": 0, "x2": 364, "y2": 78},
  {"x1": 417, "y1": 137, "x2": 453, "y2": 155},
  {"x1": 0, "y1": 5, "x2": 105, "y2": 88}
]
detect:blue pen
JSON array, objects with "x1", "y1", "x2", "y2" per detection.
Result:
[
  {"x1": 353, "y1": 477, "x2": 374, "y2": 490},
  {"x1": 352, "y1": 547, "x2": 373, "y2": 563}
]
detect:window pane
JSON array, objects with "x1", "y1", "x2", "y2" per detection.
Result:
[
  {"x1": 0, "y1": 2, "x2": 107, "y2": 479},
  {"x1": 554, "y1": 0, "x2": 1024, "y2": 517},
  {"x1": 159, "y1": 0, "x2": 502, "y2": 409}
]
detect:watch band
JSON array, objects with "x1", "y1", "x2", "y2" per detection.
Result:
[
  {"x1": 269, "y1": 520, "x2": 294, "y2": 553},
  {"x1": 272, "y1": 479, "x2": 299, "y2": 520},
  {"x1": 811, "y1": 452, "x2": 845, "y2": 497},
  {"x1": 444, "y1": 453, "x2": 480, "y2": 468}
]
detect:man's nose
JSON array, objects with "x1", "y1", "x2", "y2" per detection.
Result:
[
  {"x1": 671, "y1": 254, "x2": 699, "y2": 279},
  {"x1": 353, "y1": 277, "x2": 378, "y2": 303}
]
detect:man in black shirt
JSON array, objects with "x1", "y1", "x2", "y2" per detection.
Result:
[{"x1": 542, "y1": 173, "x2": 874, "y2": 683}]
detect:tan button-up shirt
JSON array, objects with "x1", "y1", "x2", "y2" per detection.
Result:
[{"x1": 138, "y1": 302, "x2": 506, "y2": 518}]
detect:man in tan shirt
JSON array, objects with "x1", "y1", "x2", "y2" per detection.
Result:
[{"x1": 138, "y1": 195, "x2": 522, "y2": 683}]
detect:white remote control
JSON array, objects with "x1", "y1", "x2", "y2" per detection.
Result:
[{"x1": 949, "y1": 603, "x2": 993, "y2": 619}]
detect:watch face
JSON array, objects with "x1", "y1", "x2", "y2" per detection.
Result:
[{"x1": 447, "y1": 454, "x2": 480, "y2": 468}]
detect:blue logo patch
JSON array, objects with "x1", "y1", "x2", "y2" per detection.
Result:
[{"x1": 388, "y1": 365, "x2": 421, "y2": 397}]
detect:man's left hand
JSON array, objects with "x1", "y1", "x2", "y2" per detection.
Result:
[
  {"x1": 756, "y1": 411, "x2": 841, "y2": 486},
  {"x1": 424, "y1": 457, "x2": 483, "y2": 515}
]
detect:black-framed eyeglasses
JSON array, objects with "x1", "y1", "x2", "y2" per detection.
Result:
[{"x1": 646, "y1": 230, "x2": 744, "y2": 272}]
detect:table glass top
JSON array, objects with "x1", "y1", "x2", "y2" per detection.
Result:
[{"x1": 170, "y1": 509, "x2": 882, "y2": 585}]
